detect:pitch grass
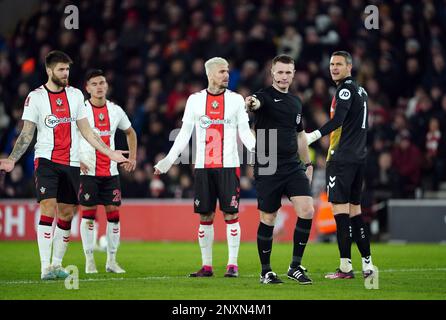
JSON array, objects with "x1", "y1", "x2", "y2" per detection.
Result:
[{"x1": 0, "y1": 241, "x2": 445, "y2": 300}]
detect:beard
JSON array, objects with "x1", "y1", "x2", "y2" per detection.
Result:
[{"x1": 52, "y1": 75, "x2": 68, "y2": 87}]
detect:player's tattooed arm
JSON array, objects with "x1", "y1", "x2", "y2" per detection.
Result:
[
  {"x1": 9, "y1": 120, "x2": 36, "y2": 162},
  {"x1": 77, "y1": 118, "x2": 129, "y2": 163}
]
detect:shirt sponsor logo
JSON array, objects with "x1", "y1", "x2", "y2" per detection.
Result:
[
  {"x1": 199, "y1": 115, "x2": 231, "y2": 129},
  {"x1": 338, "y1": 88, "x2": 351, "y2": 100},
  {"x1": 44, "y1": 114, "x2": 76, "y2": 128}
]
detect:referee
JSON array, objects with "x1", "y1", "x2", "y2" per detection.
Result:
[
  {"x1": 306, "y1": 51, "x2": 375, "y2": 279},
  {"x1": 246, "y1": 54, "x2": 314, "y2": 285}
]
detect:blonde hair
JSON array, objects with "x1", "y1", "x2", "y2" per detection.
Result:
[{"x1": 204, "y1": 57, "x2": 228, "y2": 77}]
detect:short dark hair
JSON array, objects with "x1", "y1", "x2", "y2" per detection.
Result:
[
  {"x1": 331, "y1": 51, "x2": 353, "y2": 65},
  {"x1": 45, "y1": 50, "x2": 73, "y2": 68},
  {"x1": 272, "y1": 54, "x2": 295, "y2": 66},
  {"x1": 85, "y1": 69, "x2": 105, "y2": 82}
]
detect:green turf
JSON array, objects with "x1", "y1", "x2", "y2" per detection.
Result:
[{"x1": 0, "y1": 241, "x2": 445, "y2": 300}]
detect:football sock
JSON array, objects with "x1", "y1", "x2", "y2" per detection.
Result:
[
  {"x1": 257, "y1": 222, "x2": 274, "y2": 276},
  {"x1": 334, "y1": 214, "x2": 352, "y2": 272},
  {"x1": 198, "y1": 220, "x2": 214, "y2": 267},
  {"x1": 37, "y1": 215, "x2": 54, "y2": 273},
  {"x1": 52, "y1": 219, "x2": 71, "y2": 267},
  {"x1": 106, "y1": 210, "x2": 120, "y2": 263},
  {"x1": 290, "y1": 218, "x2": 312, "y2": 268},
  {"x1": 80, "y1": 209, "x2": 97, "y2": 260},
  {"x1": 225, "y1": 218, "x2": 240, "y2": 266},
  {"x1": 350, "y1": 214, "x2": 372, "y2": 268}
]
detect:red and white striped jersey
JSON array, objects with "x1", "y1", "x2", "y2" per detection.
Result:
[
  {"x1": 183, "y1": 89, "x2": 252, "y2": 168},
  {"x1": 79, "y1": 100, "x2": 132, "y2": 176},
  {"x1": 21, "y1": 85, "x2": 87, "y2": 167}
]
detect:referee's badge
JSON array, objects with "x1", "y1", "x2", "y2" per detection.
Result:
[{"x1": 296, "y1": 113, "x2": 302, "y2": 125}]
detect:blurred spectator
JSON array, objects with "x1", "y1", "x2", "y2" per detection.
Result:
[
  {"x1": 391, "y1": 130, "x2": 422, "y2": 197},
  {"x1": 423, "y1": 117, "x2": 445, "y2": 190},
  {"x1": 365, "y1": 151, "x2": 401, "y2": 235}
]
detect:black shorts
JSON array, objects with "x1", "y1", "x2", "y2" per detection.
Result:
[
  {"x1": 194, "y1": 168, "x2": 240, "y2": 214},
  {"x1": 255, "y1": 168, "x2": 311, "y2": 213},
  {"x1": 34, "y1": 157, "x2": 80, "y2": 204},
  {"x1": 326, "y1": 161, "x2": 365, "y2": 205},
  {"x1": 79, "y1": 175, "x2": 122, "y2": 207}
]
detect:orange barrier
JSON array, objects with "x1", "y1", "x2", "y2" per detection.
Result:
[
  {"x1": 0, "y1": 199, "x2": 320, "y2": 242},
  {"x1": 314, "y1": 192, "x2": 336, "y2": 235}
]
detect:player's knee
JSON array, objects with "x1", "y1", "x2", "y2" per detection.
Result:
[
  {"x1": 299, "y1": 205, "x2": 314, "y2": 219},
  {"x1": 224, "y1": 213, "x2": 238, "y2": 221},
  {"x1": 105, "y1": 205, "x2": 119, "y2": 212},
  {"x1": 40, "y1": 199, "x2": 57, "y2": 216},
  {"x1": 260, "y1": 212, "x2": 276, "y2": 226},
  {"x1": 200, "y1": 212, "x2": 215, "y2": 222},
  {"x1": 59, "y1": 206, "x2": 76, "y2": 221}
]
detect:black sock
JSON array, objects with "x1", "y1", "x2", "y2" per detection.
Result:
[
  {"x1": 257, "y1": 222, "x2": 274, "y2": 276},
  {"x1": 334, "y1": 214, "x2": 352, "y2": 259},
  {"x1": 351, "y1": 214, "x2": 371, "y2": 257},
  {"x1": 290, "y1": 218, "x2": 312, "y2": 268}
]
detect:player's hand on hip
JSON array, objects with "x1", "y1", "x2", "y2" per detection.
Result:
[
  {"x1": 109, "y1": 150, "x2": 130, "y2": 163},
  {"x1": 154, "y1": 158, "x2": 172, "y2": 175},
  {"x1": 245, "y1": 95, "x2": 260, "y2": 112},
  {"x1": 120, "y1": 158, "x2": 136, "y2": 172},
  {"x1": 305, "y1": 130, "x2": 322, "y2": 145},
  {"x1": 80, "y1": 161, "x2": 89, "y2": 174},
  {"x1": 0, "y1": 158, "x2": 15, "y2": 173}
]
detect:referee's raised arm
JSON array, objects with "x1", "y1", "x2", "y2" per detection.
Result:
[{"x1": 245, "y1": 95, "x2": 261, "y2": 112}]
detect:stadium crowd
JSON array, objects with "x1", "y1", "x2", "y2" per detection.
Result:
[{"x1": 1, "y1": 0, "x2": 446, "y2": 235}]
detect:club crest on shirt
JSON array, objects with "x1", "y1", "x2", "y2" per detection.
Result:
[
  {"x1": 84, "y1": 193, "x2": 90, "y2": 201},
  {"x1": 211, "y1": 101, "x2": 219, "y2": 109},
  {"x1": 99, "y1": 113, "x2": 105, "y2": 121},
  {"x1": 56, "y1": 98, "x2": 63, "y2": 106},
  {"x1": 296, "y1": 113, "x2": 302, "y2": 125}
]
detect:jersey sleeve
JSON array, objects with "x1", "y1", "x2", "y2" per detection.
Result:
[
  {"x1": 296, "y1": 119, "x2": 304, "y2": 133},
  {"x1": 236, "y1": 94, "x2": 250, "y2": 124},
  {"x1": 117, "y1": 107, "x2": 132, "y2": 130},
  {"x1": 75, "y1": 89, "x2": 87, "y2": 120},
  {"x1": 296, "y1": 97, "x2": 304, "y2": 132},
  {"x1": 251, "y1": 91, "x2": 266, "y2": 112},
  {"x1": 319, "y1": 84, "x2": 353, "y2": 136},
  {"x1": 236, "y1": 94, "x2": 256, "y2": 151},
  {"x1": 21, "y1": 92, "x2": 39, "y2": 124},
  {"x1": 181, "y1": 95, "x2": 195, "y2": 124}
]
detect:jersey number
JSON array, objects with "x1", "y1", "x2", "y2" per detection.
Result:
[{"x1": 361, "y1": 101, "x2": 367, "y2": 129}]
